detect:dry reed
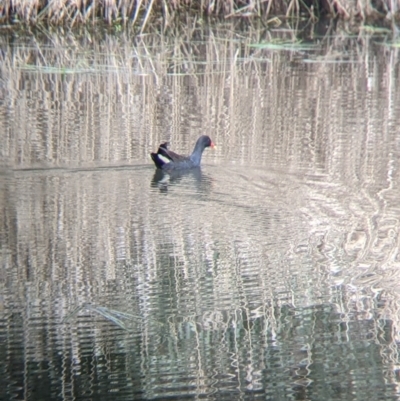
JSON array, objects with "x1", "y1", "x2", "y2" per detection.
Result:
[{"x1": 0, "y1": 0, "x2": 399, "y2": 29}]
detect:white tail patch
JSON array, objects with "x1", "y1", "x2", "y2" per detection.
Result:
[{"x1": 158, "y1": 154, "x2": 171, "y2": 164}]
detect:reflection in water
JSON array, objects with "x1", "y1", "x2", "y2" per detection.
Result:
[
  {"x1": 1, "y1": 28, "x2": 400, "y2": 401},
  {"x1": 151, "y1": 167, "x2": 207, "y2": 192}
]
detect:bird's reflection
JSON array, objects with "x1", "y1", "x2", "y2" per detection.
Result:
[{"x1": 151, "y1": 167, "x2": 212, "y2": 193}]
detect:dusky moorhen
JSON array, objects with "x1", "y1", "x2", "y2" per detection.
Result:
[{"x1": 151, "y1": 135, "x2": 215, "y2": 170}]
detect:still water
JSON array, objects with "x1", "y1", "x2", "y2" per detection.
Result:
[{"x1": 1, "y1": 24, "x2": 400, "y2": 400}]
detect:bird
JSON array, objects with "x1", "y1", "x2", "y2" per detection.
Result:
[{"x1": 150, "y1": 135, "x2": 215, "y2": 170}]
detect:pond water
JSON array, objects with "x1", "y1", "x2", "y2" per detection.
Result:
[{"x1": 1, "y1": 23, "x2": 400, "y2": 401}]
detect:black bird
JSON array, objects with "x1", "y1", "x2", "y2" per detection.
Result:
[{"x1": 151, "y1": 135, "x2": 215, "y2": 170}]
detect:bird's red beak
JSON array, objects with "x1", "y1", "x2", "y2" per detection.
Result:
[{"x1": 210, "y1": 141, "x2": 216, "y2": 149}]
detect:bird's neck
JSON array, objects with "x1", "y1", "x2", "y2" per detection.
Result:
[{"x1": 190, "y1": 142, "x2": 205, "y2": 166}]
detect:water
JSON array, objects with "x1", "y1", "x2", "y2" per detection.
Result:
[{"x1": 1, "y1": 25, "x2": 400, "y2": 400}]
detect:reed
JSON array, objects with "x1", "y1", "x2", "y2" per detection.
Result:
[{"x1": 1, "y1": 0, "x2": 398, "y2": 29}]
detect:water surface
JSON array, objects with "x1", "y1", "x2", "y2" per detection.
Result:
[{"x1": 1, "y1": 25, "x2": 400, "y2": 400}]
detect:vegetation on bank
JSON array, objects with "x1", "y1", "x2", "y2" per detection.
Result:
[{"x1": 0, "y1": 0, "x2": 398, "y2": 30}]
